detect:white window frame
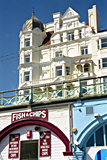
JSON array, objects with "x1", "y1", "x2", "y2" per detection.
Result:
[
  {"x1": 56, "y1": 51, "x2": 62, "y2": 57},
  {"x1": 68, "y1": 32, "x2": 74, "y2": 41},
  {"x1": 56, "y1": 66, "x2": 62, "y2": 76},
  {"x1": 81, "y1": 46, "x2": 88, "y2": 55},
  {"x1": 101, "y1": 38, "x2": 107, "y2": 48},
  {"x1": 25, "y1": 38, "x2": 30, "y2": 47},
  {"x1": 24, "y1": 71, "x2": 30, "y2": 81},
  {"x1": 102, "y1": 58, "x2": 107, "y2": 68},
  {"x1": 25, "y1": 55, "x2": 30, "y2": 63}
]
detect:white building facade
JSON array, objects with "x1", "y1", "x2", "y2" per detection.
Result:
[
  {"x1": 18, "y1": 5, "x2": 107, "y2": 94},
  {"x1": 1, "y1": 5, "x2": 107, "y2": 160}
]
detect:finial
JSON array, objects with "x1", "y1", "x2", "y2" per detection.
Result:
[{"x1": 32, "y1": 7, "x2": 35, "y2": 17}]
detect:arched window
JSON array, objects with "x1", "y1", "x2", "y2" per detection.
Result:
[
  {"x1": 84, "y1": 63, "x2": 90, "y2": 72},
  {"x1": 86, "y1": 124, "x2": 107, "y2": 147}
]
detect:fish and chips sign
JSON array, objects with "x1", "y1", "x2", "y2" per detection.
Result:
[{"x1": 11, "y1": 110, "x2": 48, "y2": 123}]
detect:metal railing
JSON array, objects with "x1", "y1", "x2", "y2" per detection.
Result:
[{"x1": 0, "y1": 76, "x2": 107, "y2": 107}]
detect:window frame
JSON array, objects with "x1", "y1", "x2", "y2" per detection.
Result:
[
  {"x1": 81, "y1": 46, "x2": 88, "y2": 55},
  {"x1": 101, "y1": 38, "x2": 107, "y2": 48},
  {"x1": 68, "y1": 32, "x2": 74, "y2": 41},
  {"x1": 25, "y1": 38, "x2": 30, "y2": 47},
  {"x1": 102, "y1": 58, "x2": 107, "y2": 68},
  {"x1": 84, "y1": 64, "x2": 90, "y2": 72},
  {"x1": 86, "y1": 124, "x2": 107, "y2": 147},
  {"x1": 56, "y1": 51, "x2": 62, "y2": 57},
  {"x1": 25, "y1": 55, "x2": 30, "y2": 63},
  {"x1": 79, "y1": 30, "x2": 82, "y2": 39},
  {"x1": 66, "y1": 66, "x2": 70, "y2": 75},
  {"x1": 60, "y1": 34, "x2": 63, "y2": 42},
  {"x1": 20, "y1": 140, "x2": 38, "y2": 160},
  {"x1": 24, "y1": 71, "x2": 30, "y2": 81},
  {"x1": 56, "y1": 66, "x2": 62, "y2": 76}
]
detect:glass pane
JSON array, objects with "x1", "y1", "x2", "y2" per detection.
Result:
[
  {"x1": 103, "y1": 63, "x2": 107, "y2": 68},
  {"x1": 25, "y1": 55, "x2": 30, "y2": 62},
  {"x1": 20, "y1": 141, "x2": 38, "y2": 160},
  {"x1": 85, "y1": 48, "x2": 88, "y2": 54},
  {"x1": 102, "y1": 43, "x2": 107, "y2": 48},
  {"x1": 25, "y1": 39, "x2": 30, "y2": 47},
  {"x1": 102, "y1": 58, "x2": 107, "y2": 63},
  {"x1": 68, "y1": 34, "x2": 70, "y2": 41},
  {"x1": 96, "y1": 126, "x2": 104, "y2": 146},
  {"x1": 81, "y1": 49, "x2": 84, "y2": 55},
  {"x1": 86, "y1": 134, "x2": 94, "y2": 147},
  {"x1": 101, "y1": 38, "x2": 107, "y2": 43},
  {"x1": 72, "y1": 34, "x2": 74, "y2": 40},
  {"x1": 25, "y1": 72, "x2": 29, "y2": 81},
  {"x1": 61, "y1": 34, "x2": 63, "y2": 42},
  {"x1": 56, "y1": 67, "x2": 62, "y2": 76}
]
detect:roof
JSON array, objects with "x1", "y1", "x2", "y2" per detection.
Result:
[
  {"x1": 42, "y1": 31, "x2": 54, "y2": 45},
  {"x1": 22, "y1": 12, "x2": 44, "y2": 32}
]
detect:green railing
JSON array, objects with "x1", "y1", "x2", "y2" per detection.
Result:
[{"x1": 0, "y1": 76, "x2": 107, "y2": 107}]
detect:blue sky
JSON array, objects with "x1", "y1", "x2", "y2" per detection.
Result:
[{"x1": 0, "y1": 0, "x2": 107, "y2": 92}]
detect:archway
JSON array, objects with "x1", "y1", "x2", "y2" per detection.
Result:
[{"x1": 0, "y1": 119, "x2": 71, "y2": 154}]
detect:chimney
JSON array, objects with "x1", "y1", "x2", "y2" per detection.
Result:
[{"x1": 88, "y1": 5, "x2": 100, "y2": 33}]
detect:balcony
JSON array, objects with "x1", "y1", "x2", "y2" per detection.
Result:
[{"x1": 0, "y1": 76, "x2": 107, "y2": 107}]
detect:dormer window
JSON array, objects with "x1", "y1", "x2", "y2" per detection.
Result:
[
  {"x1": 25, "y1": 38, "x2": 30, "y2": 47},
  {"x1": 68, "y1": 32, "x2": 74, "y2": 41}
]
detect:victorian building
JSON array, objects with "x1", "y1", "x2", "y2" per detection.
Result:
[{"x1": 1, "y1": 5, "x2": 107, "y2": 160}]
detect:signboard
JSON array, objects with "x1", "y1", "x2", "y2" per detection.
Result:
[
  {"x1": 11, "y1": 110, "x2": 48, "y2": 123},
  {"x1": 40, "y1": 131, "x2": 51, "y2": 157},
  {"x1": 86, "y1": 147, "x2": 107, "y2": 160},
  {"x1": 8, "y1": 134, "x2": 20, "y2": 159}
]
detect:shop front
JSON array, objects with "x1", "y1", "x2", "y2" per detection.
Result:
[{"x1": 0, "y1": 109, "x2": 73, "y2": 160}]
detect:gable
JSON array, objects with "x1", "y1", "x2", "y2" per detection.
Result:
[{"x1": 62, "y1": 7, "x2": 80, "y2": 20}]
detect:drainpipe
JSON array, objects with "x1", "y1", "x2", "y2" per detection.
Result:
[{"x1": 69, "y1": 103, "x2": 73, "y2": 151}]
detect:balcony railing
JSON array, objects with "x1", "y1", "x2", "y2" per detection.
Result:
[{"x1": 0, "y1": 76, "x2": 107, "y2": 107}]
